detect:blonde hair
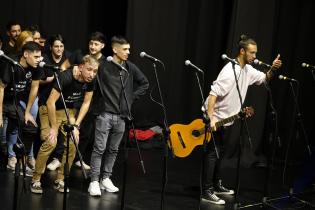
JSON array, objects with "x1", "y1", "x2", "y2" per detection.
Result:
[
  {"x1": 15, "y1": 30, "x2": 33, "y2": 52},
  {"x1": 82, "y1": 54, "x2": 99, "y2": 68}
]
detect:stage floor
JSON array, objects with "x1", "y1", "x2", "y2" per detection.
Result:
[{"x1": 0, "y1": 148, "x2": 314, "y2": 210}]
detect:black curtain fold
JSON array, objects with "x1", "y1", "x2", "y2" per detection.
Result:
[{"x1": 126, "y1": 0, "x2": 315, "y2": 165}]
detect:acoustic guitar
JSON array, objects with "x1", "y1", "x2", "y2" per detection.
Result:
[{"x1": 169, "y1": 107, "x2": 254, "y2": 158}]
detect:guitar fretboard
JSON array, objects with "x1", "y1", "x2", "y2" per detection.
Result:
[
  {"x1": 214, "y1": 114, "x2": 240, "y2": 129},
  {"x1": 197, "y1": 113, "x2": 241, "y2": 134}
]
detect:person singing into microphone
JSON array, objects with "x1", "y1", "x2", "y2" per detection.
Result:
[
  {"x1": 88, "y1": 36, "x2": 149, "y2": 196},
  {"x1": 201, "y1": 34, "x2": 282, "y2": 205}
]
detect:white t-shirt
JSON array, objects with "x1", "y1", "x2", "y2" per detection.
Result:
[{"x1": 203, "y1": 62, "x2": 266, "y2": 125}]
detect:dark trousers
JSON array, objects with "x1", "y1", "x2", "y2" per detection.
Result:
[{"x1": 203, "y1": 125, "x2": 233, "y2": 190}]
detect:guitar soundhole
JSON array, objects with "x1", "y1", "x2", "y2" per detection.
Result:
[{"x1": 192, "y1": 130, "x2": 200, "y2": 137}]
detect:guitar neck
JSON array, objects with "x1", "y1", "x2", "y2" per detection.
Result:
[{"x1": 214, "y1": 113, "x2": 240, "y2": 128}]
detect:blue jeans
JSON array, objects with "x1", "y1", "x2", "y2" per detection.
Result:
[
  {"x1": 90, "y1": 112, "x2": 125, "y2": 181},
  {"x1": 6, "y1": 98, "x2": 38, "y2": 158}
]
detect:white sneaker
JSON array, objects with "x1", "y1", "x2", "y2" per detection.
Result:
[
  {"x1": 47, "y1": 158, "x2": 61, "y2": 171},
  {"x1": 54, "y1": 180, "x2": 69, "y2": 193},
  {"x1": 30, "y1": 181, "x2": 43, "y2": 194},
  {"x1": 100, "y1": 178, "x2": 119, "y2": 192},
  {"x1": 88, "y1": 181, "x2": 101, "y2": 196},
  {"x1": 7, "y1": 157, "x2": 17, "y2": 170},
  {"x1": 75, "y1": 160, "x2": 91, "y2": 170}
]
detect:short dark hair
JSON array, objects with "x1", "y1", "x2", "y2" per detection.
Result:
[
  {"x1": 238, "y1": 34, "x2": 256, "y2": 51},
  {"x1": 6, "y1": 20, "x2": 21, "y2": 31},
  {"x1": 26, "y1": 25, "x2": 40, "y2": 35},
  {"x1": 111, "y1": 35, "x2": 129, "y2": 46},
  {"x1": 22, "y1": 41, "x2": 42, "y2": 52},
  {"x1": 89, "y1": 31, "x2": 106, "y2": 44},
  {"x1": 48, "y1": 34, "x2": 65, "y2": 47}
]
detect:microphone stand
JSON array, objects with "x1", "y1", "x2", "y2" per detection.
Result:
[
  {"x1": 8, "y1": 63, "x2": 27, "y2": 210},
  {"x1": 261, "y1": 81, "x2": 315, "y2": 210},
  {"x1": 229, "y1": 61, "x2": 252, "y2": 210},
  {"x1": 283, "y1": 81, "x2": 311, "y2": 186},
  {"x1": 150, "y1": 61, "x2": 171, "y2": 210},
  {"x1": 51, "y1": 70, "x2": 88, "y2": 210},
  {"x1": 192, "y1": 68, "x2": 220, "y2": 209},
  {"x1": 238, "y1": 81, "x2": 283, "y2": 210},
  {"x1": 263, "y1": 81, "x2": 281, "y2": 201},
  {"x1": 311, "y1": 69, "x2": 315, "y2": 82},
  {"x1": 119, "y1": 66, "x2": 146, "y2": 210}
]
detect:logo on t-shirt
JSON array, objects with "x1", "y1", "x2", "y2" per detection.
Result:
[{"x1": 25, "y1": 71, "x2": 32, "y2": 79}]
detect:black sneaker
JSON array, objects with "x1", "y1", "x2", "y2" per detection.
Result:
[
  {"x1": 30, "y1": 181, "x2": 43, "y2": 194},
  {"x1": 214, "y1": 180, "x2": 234, "y2": 195},
  {"x1": 202, "y1": 189, "x2": 225, "y2": 205},
  {"x1": 54, "y1": 180, "x2": 69, "y2": 193}
]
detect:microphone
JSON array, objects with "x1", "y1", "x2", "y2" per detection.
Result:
[
  {"x1": 39, "y1": 61, "x2": 60, "y2": 70},
  {"x1": 106, "y1": 56, "x2": 128, "y2": 72},
  {"x1": 0, "y1": 50, "x2": 22, "y2": 67},
  {"x1": 278, "y1": 75, "x2": 298, "y2": 82},
  {"x1": 184, "y1": 60, "x2": 204, "y2": 73},
  {"x1": 139, "y1": 51, "x2": 161, "y2": 63},
  {"x1": 221, "y1": 54, "x2": 239, "y2": 65},
  {"x1": 254, "y1": 59, "x2": 272, "y2": 68},
  {"x1": 301, "y1": 62, "x2": 315, "y2": 70}
]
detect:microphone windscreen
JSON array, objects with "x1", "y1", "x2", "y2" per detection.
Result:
[
  {"x1": 221, "y1": 54, "x2": 227, "y2": 60},
  {"x1": 184, "y1": 60, "x2": 191, "y2": 66},
  {"x1": 140, "y1": 52, "x2": 146, "y2": 58},
  {"x1": 39, "y1": 61, "x2": 46, "y2": 68},
  {"x1": 301, "y1": 63, "x2": 307, "y2": 67},
  {"x1": 0, "y1": 50, "x2": 4, "y2": 56},
  {"x1": 254, "y1": 59, "x2": 260, "y2": 65},
  {"x1": 278, "y1": 75, "x2": 284, "y2": 80},
  {"x1": 106, "y1": 56, "x2": 113, "y2": 62}
]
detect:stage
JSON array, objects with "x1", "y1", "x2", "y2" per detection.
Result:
[{"x1": 0, "y1": 148, "x2": 314, "y2": 210}]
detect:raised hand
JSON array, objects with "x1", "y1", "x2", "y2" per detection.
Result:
[{"x1": 272, "y1": 54, "x2": 282, "y2": 70}]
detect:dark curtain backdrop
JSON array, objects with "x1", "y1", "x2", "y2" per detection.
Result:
[
  {"x1": 1, "y1": 0, "x2": 314, "y2": 165},
  {"x1": 126, "y1": 0, "x2": 315, "y2": 166},
  {"x1": 0, "y1": 0, "x2": 89, "y2": 51},
  {"x1": 0, "y1": 0, "x2": 127, "y2": 53}
]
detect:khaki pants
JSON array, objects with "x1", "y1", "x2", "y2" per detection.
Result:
[{"x1": 32, "y1": 105, "x2": 77, "y2": 182}]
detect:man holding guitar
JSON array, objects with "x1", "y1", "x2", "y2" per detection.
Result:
[{"x1": 201, "y1": 34, "x2": 282, "y2": 205}]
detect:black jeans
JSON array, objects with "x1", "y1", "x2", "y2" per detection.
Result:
[{"x1": 202, "y1": 125, "x2": 233, "y2": 190}]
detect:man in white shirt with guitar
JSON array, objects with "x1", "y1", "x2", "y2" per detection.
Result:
[{"x1": 201, "y1": 34, "x2": 282, "y2": 205}]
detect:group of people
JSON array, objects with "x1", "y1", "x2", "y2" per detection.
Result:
[
  {"x1": 0, "y1": 20, "x2": 286, "y2": 206},
  {"x1": 0, "y1": 21, "x2": 149, "y2": 196}
]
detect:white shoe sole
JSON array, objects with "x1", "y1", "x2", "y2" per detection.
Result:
[
  {"x1": 88, "y1": 189, "x2": 101, "y2": 196},
  {"x1": 202, "y1": 198, "x2": 225, "y2": 205},
  {"x1": 100, "y1": 185, "x2": 119, "y2": 193},
  {"x1": 214, "y1": 190, "x2": 234, "y2": 195}
]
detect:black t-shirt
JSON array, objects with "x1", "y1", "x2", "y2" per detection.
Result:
[
  {"x1": 38, "y1": 51, "x2": 71, "y2": 106},
  {"x1": 1, "y1": 41, "x2": 16, "y2": 56},
  {"x1": 0, "y1": 61, "x2": 42, "y2": 103},
  {"x1": 52, "y1": 68, "x2": 95, "y2": 110}
]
